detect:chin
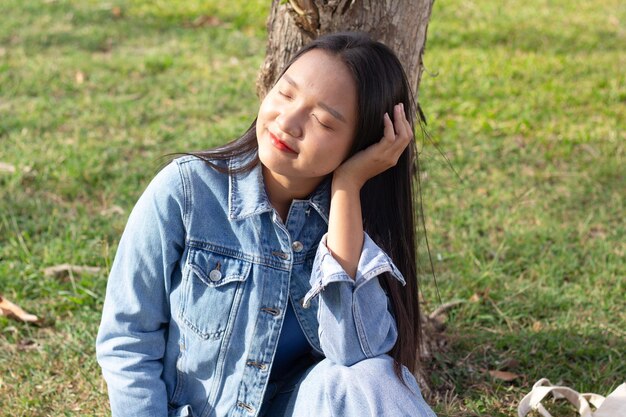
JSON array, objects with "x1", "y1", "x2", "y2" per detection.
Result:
[{"x1": 258, "y1": 147, "x2": 289, "y2": 174}]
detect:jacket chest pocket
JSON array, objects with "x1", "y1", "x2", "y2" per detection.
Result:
[{"x1": 178, "y1": 249, "x2": 252, "y2": 340}]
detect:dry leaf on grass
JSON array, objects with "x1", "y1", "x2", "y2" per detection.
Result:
[
  {"x1": 100, "y1": 205, "x2": 124, "y2": 216},
  {"x1": 43, "y1": 264, "x2": 102, "y2": 278},
  {"x1": 469, "y1": 288, "x2": 492, "y2": 303},
  {"x1": 17, "y1": 339, "x2": 41, "y2": 351},
  {"x1": 469, "y1": 293, "x2": 481, "y2": 303},
  {"x1": 0, "y1": 162, "x2": 16, "y2": 173},
  {"x1": 498, "y1": 358, "x2": 520, "y2": 370},
  {"x1": 189, "y1": 15, "x2": 223, "y2": 27},
  {"x1": 487, "y1": 369, "x2": 521, "y2": 382},
  {"x1": 0, "y1": 295, "x2": 40, "y2": 324}
]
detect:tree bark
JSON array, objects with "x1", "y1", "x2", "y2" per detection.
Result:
[
  {"x1": 258, "y1": 0, "x2": 439, "y2": 394},
  {"x1": 257, "y1": 0, "x2": 434, "y2": 102}
]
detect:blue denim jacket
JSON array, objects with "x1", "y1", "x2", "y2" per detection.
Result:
[{"x1": 96, "y1": 154, "x2": 406, "y2": 417}]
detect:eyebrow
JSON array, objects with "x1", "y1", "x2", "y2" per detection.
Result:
[{"x1": 283, "y1": 74, "x2": 347, "y2": 123}]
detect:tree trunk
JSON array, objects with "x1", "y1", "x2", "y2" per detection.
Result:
[
  {"x1": 258, "y1": 0, "x2": 441, "y2": 395},
  {"x1": 257, "y1": 0, "x2": 434, "y2": 102}
]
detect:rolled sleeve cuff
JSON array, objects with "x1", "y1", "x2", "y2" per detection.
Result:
[{"x1": 303, "y1": 232, "x2": 405, "y2": 308}]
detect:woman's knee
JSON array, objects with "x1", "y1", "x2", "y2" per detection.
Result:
[{"x1": 295, "y1": 355, "x2": 436, "y2": 417}]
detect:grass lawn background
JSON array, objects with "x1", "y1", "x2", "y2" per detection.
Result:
[{"x1": 0, "y1": 0, "x2": 624, "y2": 415}]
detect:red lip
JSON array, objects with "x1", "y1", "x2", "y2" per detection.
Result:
[{"x1": 269, "y1": 132, "x2": 297, "y2": 154}]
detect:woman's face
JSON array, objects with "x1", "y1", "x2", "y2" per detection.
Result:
[{"x1": 256, "y1": 49, "x2": 358, "y2": 190}]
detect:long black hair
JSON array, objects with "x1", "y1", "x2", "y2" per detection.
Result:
[{"x1": 193, "y1": 32, "x2": 422, "y2": 379}]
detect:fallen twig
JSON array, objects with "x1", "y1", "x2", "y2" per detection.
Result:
[
  {"x1": 427, "y1": 300, "x2": 467, "y2": 320},
  {"x1": 43, "y1": 264, "x2": 102, "y2": 278},
  {"x1": 0, "y1": 295, "x2": 40, "y2": 324}
]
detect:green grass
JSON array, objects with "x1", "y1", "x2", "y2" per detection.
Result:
[
  {"x1": 417, "y1": 0, "x2": 625, "y2": 415},
  {"x1": 1, "y1": 0, "x2": 624, "y2": 415}
]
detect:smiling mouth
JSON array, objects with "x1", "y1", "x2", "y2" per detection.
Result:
[{"x1": 269, "y1": 133, "x2": 297, "y2": 154}]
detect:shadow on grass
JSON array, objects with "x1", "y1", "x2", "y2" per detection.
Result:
[{"x1": 426, "y1": 324, "x2": 624, "y2": 416}]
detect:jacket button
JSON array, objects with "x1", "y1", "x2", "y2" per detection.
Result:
[
  {"x1": 292, "y1": 241, "x2": 304, "y2": 253},
  {"x1": 209, "y1": 269, "x2": 222, "y2": 281}
]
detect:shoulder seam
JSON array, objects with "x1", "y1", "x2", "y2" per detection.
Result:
[{"x1": 174, "y1": 159, "x2": 191, "y2": 229}]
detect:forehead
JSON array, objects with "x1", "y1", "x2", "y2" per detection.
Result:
[{"x1": 283, "y1": 49, "x2": 357, "y2": 115}]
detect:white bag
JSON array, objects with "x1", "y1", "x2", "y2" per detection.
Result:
[{"x1": 518, "y1": 378, "x2": 626, "y2": 417}]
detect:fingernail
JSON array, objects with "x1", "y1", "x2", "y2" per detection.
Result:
[{"x1": 401, "y1": 102, "x2": 405, "y2": 112}]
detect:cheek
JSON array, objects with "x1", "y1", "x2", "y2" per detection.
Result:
[
  {"x1": 332, "y1": 135, "x2": 355, "y2": 163},
  {"x1": 257, "y1": 95, "x2": 277, "y2": 122},
  {"x1": 256, "y1": 102, "x2": 268, "y2": 124},
  {"x1": 310, "y1": 142, "x2": 351, "y2": 173}
]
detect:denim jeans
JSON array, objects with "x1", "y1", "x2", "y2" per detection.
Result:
[{"x1": 259, "y1": 354, "x2": 437, "y2": 417}]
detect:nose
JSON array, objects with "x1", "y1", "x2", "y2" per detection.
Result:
[{"x1": 276, "y1": 106, "x2": 304, "y2": 138}]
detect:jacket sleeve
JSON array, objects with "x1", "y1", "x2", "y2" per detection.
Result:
[
  {"x1": 302, "y1": 232, "x2": 405, "y2": 366},
  {"x1": 95, "y1": 161, "x2": 186, "y2": 417}
]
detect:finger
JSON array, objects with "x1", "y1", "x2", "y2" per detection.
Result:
[
  {"x1": 392, "y1": 104, "x2": 408, "y2": 141},
  {"x1": 394, "y1": 103, "x2": 409, "y2": 142},
  {"x1": 395, "y1": 104, "x2": 413, "y2": 151},
  {"x1": 388, "y1": 104, "x2": 411, "y2": 159},
  {"x1": 389, "y1": 106, "x2": 410, "y2": 154},
  {"x1": 400, "y1": 103, "x2": 413, "y2": 144},
  {"x1": 383, "y1": 112, "x2": 395, "y2": 142}
]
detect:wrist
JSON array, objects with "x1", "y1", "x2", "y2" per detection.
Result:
[{"x1": 331, "y1": 170, "x2": 365, "y2": 194}]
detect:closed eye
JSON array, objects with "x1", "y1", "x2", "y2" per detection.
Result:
[
  {"x1": 278, "y1": 91, "x2": 293, "y2": 100},
  {"x1": 312, "y1": 114, "x2": 332, "y2": 130}
]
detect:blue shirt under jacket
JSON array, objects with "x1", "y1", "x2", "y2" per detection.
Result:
[
  {"x1": 95, "y1": 154, "x2": 406, "y2": 417},
  {"x1": 268, "y1": 299, "x2": 311, "y2": 380}
]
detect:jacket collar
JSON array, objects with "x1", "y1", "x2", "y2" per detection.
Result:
[{"x1": 228, "y1": 153, "x2": 331, "y2": 223}]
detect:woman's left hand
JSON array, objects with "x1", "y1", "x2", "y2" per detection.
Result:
[
  {"x1": 326, "y1": 102, "x2": 412, "y2": 278},
  {"x1": 333, "y1": 102, "x2": 413, "y2": 190}
]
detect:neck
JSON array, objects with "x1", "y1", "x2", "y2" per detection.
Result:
[{"x1": 262, "y1": 165, "x2": 321, "y2": 222}]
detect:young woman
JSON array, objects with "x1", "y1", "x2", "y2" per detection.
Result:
[{"x1": 96, "y1": 32, "x2": 437, "y2": 417}]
